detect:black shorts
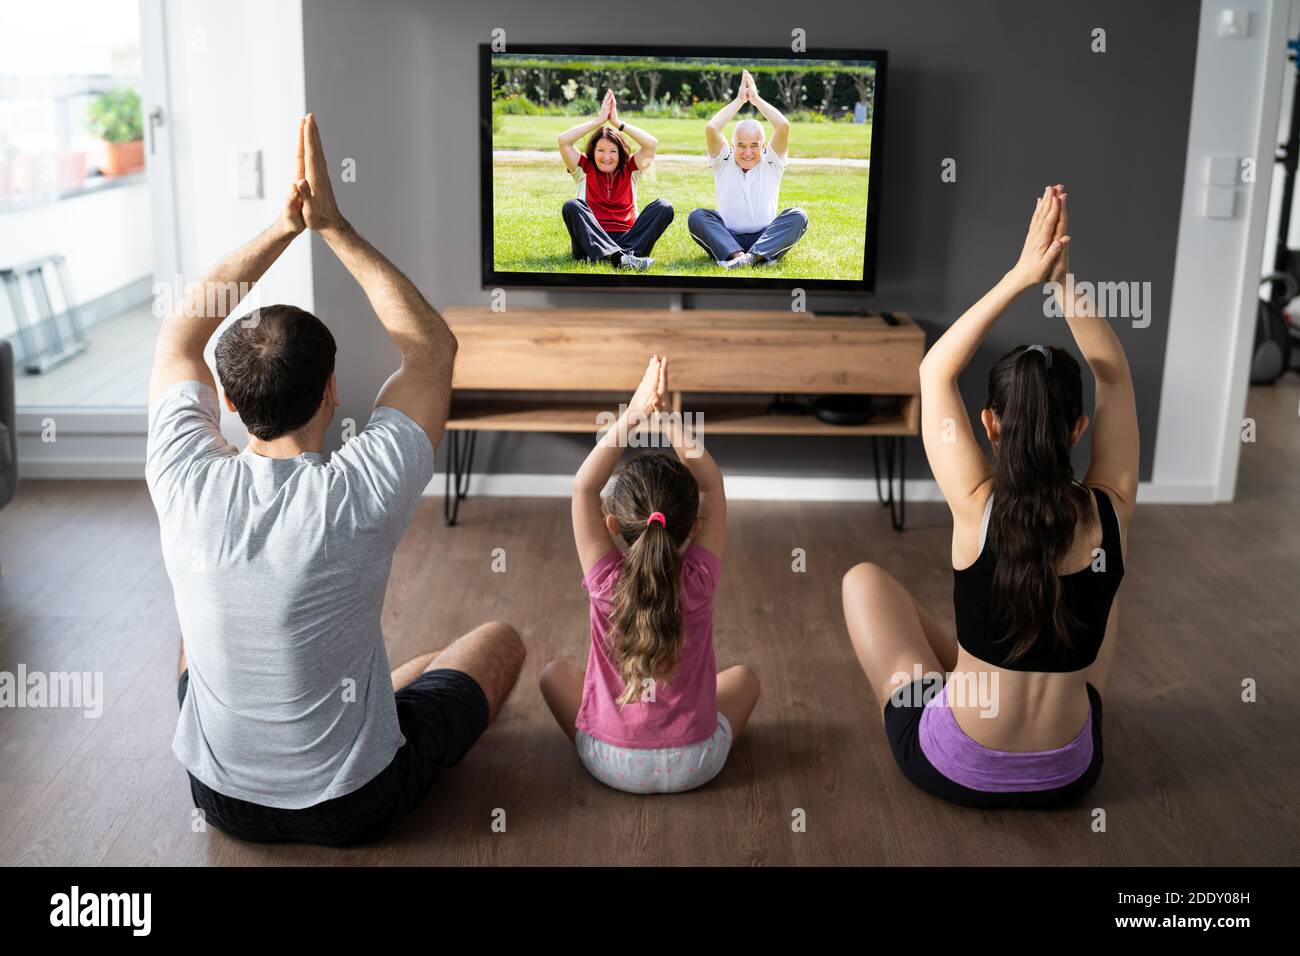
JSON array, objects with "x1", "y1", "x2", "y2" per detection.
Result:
[
  {"x1": 177, "y1": 668, "x2": 489, "y2": 846},
  {"x1": 883, "y1": 677, "x2": 1104, "y2": 810}
]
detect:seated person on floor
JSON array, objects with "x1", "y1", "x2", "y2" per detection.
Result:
[
  {"x1": 557, "y1": 89, "x2": 673, "y2": 271},
  {"x1": 687, "y1": 70, "x2": 808, "y2": 269},
  {"x1": 145, "y1": 114, "x2": 524, "y2": 847}
]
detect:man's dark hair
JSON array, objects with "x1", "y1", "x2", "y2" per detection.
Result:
[{"x1": 214, "y1": 304, "x2": 337, "y2": 441}]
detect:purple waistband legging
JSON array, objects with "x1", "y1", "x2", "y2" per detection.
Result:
[{"x1": 918, "y1": 682, "x2": 1093, "y2": 792}]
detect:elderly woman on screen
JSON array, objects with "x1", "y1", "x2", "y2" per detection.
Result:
[{"x1": 556, "y1": 90, "x2": 673, "y2": 271}]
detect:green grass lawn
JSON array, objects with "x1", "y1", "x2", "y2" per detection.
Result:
[
  {"x1": 494, "y1": 113, "x2": 871, "y2": 159},
  {"x1": 492, "y1": 157, "x2": 869, "y2": 280}
]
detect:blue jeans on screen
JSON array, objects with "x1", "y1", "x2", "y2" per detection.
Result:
[{"x1": 687, "y1": 206, "x2": 809, "y2": 262}]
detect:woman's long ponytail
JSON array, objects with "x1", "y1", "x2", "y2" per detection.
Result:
[{"x1": 985, "y1": 344, "x2": 1090, "y2": 663}]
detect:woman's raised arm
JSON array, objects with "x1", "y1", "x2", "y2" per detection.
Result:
[
  {"x1": 920, "y1": 186, "x2": 1070, "y2": 518},
  {"x1": 609, "y1": 94, "x2": 657, "y2": 167},
  {"x1": 557, "y1": 91, "x2": 611, "y2": 172},
  {"x1": 1048, "y1": 188, "x2": 1140, "y2": 513}
]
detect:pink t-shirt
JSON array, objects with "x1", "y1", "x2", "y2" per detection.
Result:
[{"x1": 575, "y1": 543, "x2": 722, "y2": 749}]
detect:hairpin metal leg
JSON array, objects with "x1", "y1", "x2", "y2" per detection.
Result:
[
  {"x1": 443, "y1": 430, "x2": 477, "y2": 526},
  {"x1": 871, "y1": 435, "x2": 906, "y2": 532}
]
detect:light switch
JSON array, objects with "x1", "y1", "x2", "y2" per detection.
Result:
[
  {"x1": 1207, "y1": 155, "x2": 1240, "y2": 185},
  {"x1": 1205, "y1": 185, "x2": 1236, "y2": 219},
  {"x1": 1217, "y1": 8, "x2": 1249, "y2": 38},
  {"x1": 236, "y1": 149, "x2": 263, "y2": 200}
]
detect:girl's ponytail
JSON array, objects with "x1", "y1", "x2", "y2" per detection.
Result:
[{"x1": 605, "y1": 455, "x2": 699, "y2": 704}]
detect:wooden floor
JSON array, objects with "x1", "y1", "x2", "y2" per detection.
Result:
[{"x1": 1, "y1": 381, "x2": 1298, "y2": 866}]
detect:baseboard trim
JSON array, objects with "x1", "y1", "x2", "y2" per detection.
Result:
[
  {"x1": 18, "y1": 457, "x2": 147, "y2": 480},
  {"x1": 417, "y1": 472, "x2": 1219, "y2": 505},
  {"x1": 1132, "y1": 482, "x2": 1220, "y2": 504},
  {"x1": 12, "y1": 462, "x2": 1223, "y2": 504},
  {"x1": 17, "y1": 410, "x2": 147, "y2": 434},
  {"x1": 424, "y1": 472, "x2": 950, "y2": 502}
]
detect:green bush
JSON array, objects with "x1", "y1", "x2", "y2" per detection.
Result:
[
  {"x1": 490, "y1": 74, "x2": 503, "y2": 133},
  {"x1": 497, "y1": 94, "x2": 545, "y2": 116},
  {"x1": 634, "y1": 98, "x2": 685, "y2": 119},
  {"x1": 84, "y1": 88, "x2": 143, "y2": 143},
  {"x1": 631, "y1": 98, "x2": 725, "y2": 120},
  {"x1": 688, "y1": 100, "x2": 727, "y2": 118},
  {"x1": 490, "y1": 56, "x2": 875, "y2": 116}
]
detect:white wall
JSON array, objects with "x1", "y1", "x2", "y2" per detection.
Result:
[
  {"x1": 162, "y1": 0, "x2": 312, "y2": 446},
  {"x1": 163, "y1": 0, "x2": 311, "y2": 318},
  {"x1": 16, "y1": 0, "x2": 311, "y2": 475},
  {"x1": 1152, "y1": 0, "x2": 1291, "y2": 501}
]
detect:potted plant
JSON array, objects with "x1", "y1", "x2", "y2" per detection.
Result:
[{"x1": 84, "y1": 88, "x2": 145, "y2": 177}]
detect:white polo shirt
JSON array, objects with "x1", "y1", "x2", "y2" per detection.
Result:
[{"x1": 708, "y1": 145, "x2": 787, "y2": 234}]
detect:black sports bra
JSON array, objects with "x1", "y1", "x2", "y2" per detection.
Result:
[{"x1": 953, "y1": 484, "x2": 1124, "y2": 672}]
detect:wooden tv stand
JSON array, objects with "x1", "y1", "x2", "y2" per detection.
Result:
[{"x1": 439, "y1": 307, "x2": 925, "y2": 529}]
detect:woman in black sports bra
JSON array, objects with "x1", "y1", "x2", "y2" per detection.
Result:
[{"x1": 842, "y1": 185, "x2": 1139, "y2": 809}]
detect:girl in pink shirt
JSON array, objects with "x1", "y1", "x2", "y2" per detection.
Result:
[{"x1": 540, "y1": 355, "x2": 761, "y2": 793}]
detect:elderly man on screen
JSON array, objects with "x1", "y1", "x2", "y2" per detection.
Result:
[{"x1": 687, "y1": 69, "x2": 809, "y2": 269}]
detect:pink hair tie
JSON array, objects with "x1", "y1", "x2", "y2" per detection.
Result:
[{"x1": 646, "y1": 511, "x2": 666, "y2": 528}]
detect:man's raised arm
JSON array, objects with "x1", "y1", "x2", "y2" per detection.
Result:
[
  {"x1": 148, "y1": 121, "x2": 309, "y2": 407},
  {"x1": 705, "y1": 86, "x2": 746, "y2": 158},
  {"x1": 743, "y1": 71, "x2": 790, "y2": 159},
  {"x1": 298, "y1": 114, "x2": 456, "y2": 446}
]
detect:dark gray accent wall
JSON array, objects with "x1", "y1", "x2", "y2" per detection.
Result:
[{"x1": 304, "y1": 0, "x2": 1200, "y2": 483}]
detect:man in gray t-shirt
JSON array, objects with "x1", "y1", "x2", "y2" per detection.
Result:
[{"x1": 145, "y1": 114, "x2": 523, "y2": 843}]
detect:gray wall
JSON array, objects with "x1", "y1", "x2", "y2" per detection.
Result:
[{"x1": 304, "y1": 0, "x2": 1200, "y2": 483}]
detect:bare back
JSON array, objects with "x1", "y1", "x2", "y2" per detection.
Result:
[{"x1": 948, "y1": 481, "x2": 1128, "y2": 751}]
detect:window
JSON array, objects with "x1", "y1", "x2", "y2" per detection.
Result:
[{"x1": 1, "y1": 0, "x2": 156, "y2": 409}]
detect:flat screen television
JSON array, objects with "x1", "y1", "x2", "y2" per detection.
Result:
[{"x1": 479, "y1": 44, "x2": 886, "y2": 293}]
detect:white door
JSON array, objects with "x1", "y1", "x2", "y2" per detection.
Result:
[{"x1": 140, "y1": 0, "x2": 181, "y2": 290}]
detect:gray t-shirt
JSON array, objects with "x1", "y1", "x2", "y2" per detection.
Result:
[{"x1": 145, "y1": 380, "x2": 435, "y2": 809}]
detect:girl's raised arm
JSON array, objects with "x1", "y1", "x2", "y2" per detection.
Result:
[
  {"x1": 572, "y1": 355, "x2": 664, "y2": 574},
  {"x1": 657, "y1": 358, "x2": 726, "y2": 559}
]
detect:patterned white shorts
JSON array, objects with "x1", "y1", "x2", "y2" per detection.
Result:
[{"x1": 575, "y1": 714, "x2": 734, "y2": 794}]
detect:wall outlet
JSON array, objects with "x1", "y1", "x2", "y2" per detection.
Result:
[{"x1": 236, "y1": 149, "x2": 263, "y2": 200}]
